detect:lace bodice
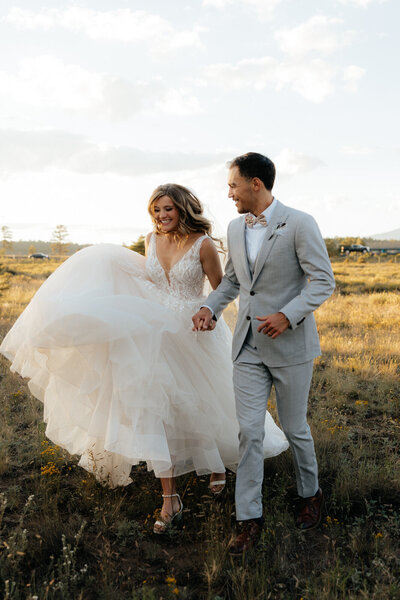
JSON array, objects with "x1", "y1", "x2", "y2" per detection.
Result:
[{"x1": 146, "y1": 234, "x2": 208, "y2": 300}]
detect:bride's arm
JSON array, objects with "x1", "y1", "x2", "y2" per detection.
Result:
[{"x1": 200, "y1": 238, "x2": 223, "y2": 290}]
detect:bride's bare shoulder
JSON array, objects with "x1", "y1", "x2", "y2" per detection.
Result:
[{"x1": 199, "y1": 236, "x2": 218, "y2": 258}]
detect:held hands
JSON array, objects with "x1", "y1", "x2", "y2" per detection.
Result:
[
  {"x1": 256, "y1": 312, "x2": 290, "y2": 339},
  {"x1": 192, "y1": 307, "x2": 216, "y2": 331}
]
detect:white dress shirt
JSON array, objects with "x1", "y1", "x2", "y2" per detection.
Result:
[{"x1": 246, "y1": 197, "x2": 277, "y2": 270}]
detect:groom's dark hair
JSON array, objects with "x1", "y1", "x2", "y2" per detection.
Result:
[{"x1": 229, "y1": 152, "x2": 276, "y2": 191}]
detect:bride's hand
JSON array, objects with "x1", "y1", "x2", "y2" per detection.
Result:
[
  {"x1": 192, "y1": 307, "x2": 213, "y2": 331},
  {"x1": 207, "y1": 319, "x2": 216, "y2": 331}
]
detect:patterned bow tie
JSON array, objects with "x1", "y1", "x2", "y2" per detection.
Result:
[{"x1": 245, "y1": 213, "x2": 267, "y2": 228}]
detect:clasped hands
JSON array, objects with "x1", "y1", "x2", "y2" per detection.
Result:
[
  {"x1": 192, "y1": 308, "x2": 290, "y2": 338},
  {"x1": 192, "y1": 307, "x2": 216, "y2": 332}
]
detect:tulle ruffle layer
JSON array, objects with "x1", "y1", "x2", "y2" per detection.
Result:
[{"x1": 1, "y1": 244, "x2": 288, "y2": 486}]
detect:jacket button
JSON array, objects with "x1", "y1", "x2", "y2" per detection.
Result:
[
  {"x1": 250, "y1": 291, "x2": 255, "y2": 296},
  {"x1": 246, "y1": 316, "x2": 251, "y2": 321}
]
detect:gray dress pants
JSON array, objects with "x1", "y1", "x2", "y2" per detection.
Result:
[{"x1": 233, "y1": 341, "x2": 319, "y2": 521}]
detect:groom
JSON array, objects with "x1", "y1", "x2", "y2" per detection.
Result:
[{"x1": 192, "y1": 152, "x2": 335, "y2": 554}]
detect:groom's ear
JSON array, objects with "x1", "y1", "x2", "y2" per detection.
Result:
[{"x1": 251, "y1": 177, "x2": 262, "y2": 191}]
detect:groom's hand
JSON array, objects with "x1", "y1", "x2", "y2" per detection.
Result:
[
  {"x1": 192, "y1": 307, "x2": 214, "y2": 331},
  {"x1": 256, "y1": 312, "x2": 290, "y2": 339}
]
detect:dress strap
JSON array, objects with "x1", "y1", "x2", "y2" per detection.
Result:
[
  {"x1": 148, "y1": 232, "x2": 156, "y2": 255},
  {"x1": 192, "y1": 234, "x2": 209, "y2": 254}
]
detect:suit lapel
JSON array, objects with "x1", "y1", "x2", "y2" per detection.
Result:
[
  {"x1": 252, "y1": 200, "x2": 288, "y2": 284},
  {"x1": 231, "y1": 217, "x2": 252, "y2": 284}
]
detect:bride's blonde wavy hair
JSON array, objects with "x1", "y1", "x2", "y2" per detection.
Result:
[{"x1": 148, "y1": 183, "x2": 225, "y2": 251}]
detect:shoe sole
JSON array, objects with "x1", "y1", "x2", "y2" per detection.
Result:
[
  {"x1": 296, "y1": 496, "x2": 324, "y2": 531},
  {"x1": 296, "y1": 514, "x2": 322, "y2": 531}
]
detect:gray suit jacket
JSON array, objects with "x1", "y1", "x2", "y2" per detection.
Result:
[{"x1": 206, "y1": 199, "x2": 335, "y2": 367}]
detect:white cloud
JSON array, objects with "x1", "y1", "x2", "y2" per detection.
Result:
[
  {"x1": 342, "y1": 65, "x2": 365, "y2": 91},
  {"x1": 0, "y1": 56, "x2": 201, "y2": 119},
  {"x1": 243, "y1": 0, "x2": 282, "y2": 21},
  {"x1": 0, "y1": 129, "x2": 227, "y2": 177},
  {"x1": 203, "y1": 0, "x2": 233, "y2": 7},
  {"x1": 154, "y1": 88, "x2": 202, "y2": 116},
  {"x1": 3, "y1": 7, "x2": 204, "y2": 53},
  {"x1": 200, "y1": 25, "x2": 366, "y2": 105},
  {"x1": 337, "y1": 0, "x2": 386, "y2": 6},
  {"x1": 203, "y1": 0, "x2": 282, "y2": 21},
  {"x1": 275, "y1": 59, "x2": 336, "y2": 103},
  {"x1": 342, "y1": 145, "x2": 373, "y2": 155},
  {"x1": 201, "y1": 56, "x2": 337, "y2": 103},
  {"x1": 274, "y1": 148, "x2": 324, "y2": 176},
  {"x1": 0, "y1": 56, "x2": 107, "y2": 112},
  {"x1": 260, "y1": 16, "x2": 364, "y2": 100},
  {"x1": 201, "y1": 57, "x2": 276, "y2": 90},
  {"x1": 275, "y1": 16, "x2": 356, "y2": 57}
]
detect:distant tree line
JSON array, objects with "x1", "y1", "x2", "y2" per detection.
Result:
[
  {"x1": 130, "y1": 235, "x2": 400, "y2": 260},
  {"x1": 324, "y1": 237, "x2": 365, "y2": 257},
  {"x1": 129, "y1": 235, "x2": 145, "y2": 255},
  {"x1": 0, "y1": 224, "x2": 85, "y2": 257},
  {"x1": 2, "y1": 228, "x2": 398, "y2": 260},
  {"x1": 324, "y1": 237, "x2": 400, "y2": 257},
  {"x1": 129, "y1": 235, "x2": 369, "y2": 259},
  {"x1": 1, "y1": 226, "x2": 13, "y2": 254}
]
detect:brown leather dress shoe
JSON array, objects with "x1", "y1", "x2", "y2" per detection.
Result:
[
  {"x1": 295, "y1": 488, "x2": 324, "y2": 531},
  {"x1": 227, "y1": 519, "x2": 263, "y2": 555}
]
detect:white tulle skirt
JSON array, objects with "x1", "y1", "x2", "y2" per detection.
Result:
[{"x1": 0, "y1": 244, "x2": 288, "y2": 487}]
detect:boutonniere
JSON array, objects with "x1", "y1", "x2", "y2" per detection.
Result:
[{"x1": 268, "y1": 222, "x2": 286, "y2": 240}]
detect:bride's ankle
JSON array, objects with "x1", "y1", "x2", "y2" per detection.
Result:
[{"x1": 161, "y1": 494, "x2": 180, "y2": 516}]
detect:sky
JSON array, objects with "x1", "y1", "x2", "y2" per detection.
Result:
[{"x1": 0, "y1": 0, "x2": 399, "y2": 245}]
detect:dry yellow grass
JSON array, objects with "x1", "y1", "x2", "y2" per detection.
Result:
[
  {"x1": 317, "y1": 293, "x2": 400, "y2": 369},
  {"x1": 0, "y1": 259, "x2": 61, "y2": 320},
  {"x1": 0, "y1": 254, "x2": 399, "y2": 600},
  {"x1": 333, "y1": 260, "x2": 400, "y2": 294},
  {"x1": 0, "y1": 280, "x2": 42, "y2": 319}
]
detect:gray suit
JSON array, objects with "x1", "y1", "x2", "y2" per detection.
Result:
[{"x1": 206, "y1": 199, "x2": 335, "y2": 520}]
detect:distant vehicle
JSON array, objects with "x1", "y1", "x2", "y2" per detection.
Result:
[
  {"x1": 340, "y1": 244, "x2": 370, "y2": 255},
  {"x1": 29, "y1": 253, "x2": 49, "y2": 259}
]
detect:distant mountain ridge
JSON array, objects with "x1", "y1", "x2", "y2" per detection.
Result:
[{"x1": 369, "y1": 228, "x2": 400, "y2": 241}]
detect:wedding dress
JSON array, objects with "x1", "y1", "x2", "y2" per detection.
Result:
[{"x1": 0, "y1": 236, "x2": 288, "y2": 487}]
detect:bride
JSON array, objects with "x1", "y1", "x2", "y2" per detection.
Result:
[{"x1": 0, "y1": 183, "x2": 288, "y2": 533}]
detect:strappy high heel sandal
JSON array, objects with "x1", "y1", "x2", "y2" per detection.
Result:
[
  {"x1": 153, "y1": 493, "x2": 183, "y2": 534},
  {"x1": 209, "y1": 475, "x2": 226, "y2": 497}
]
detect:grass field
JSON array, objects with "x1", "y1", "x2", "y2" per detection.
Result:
[{"x1": 0, "y1": 256, "x2": 399, "y2": 599}]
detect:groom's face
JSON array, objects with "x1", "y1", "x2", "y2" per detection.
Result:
[{"x1": 228, "y1": 167, "x2": 255, "y2": 214}]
